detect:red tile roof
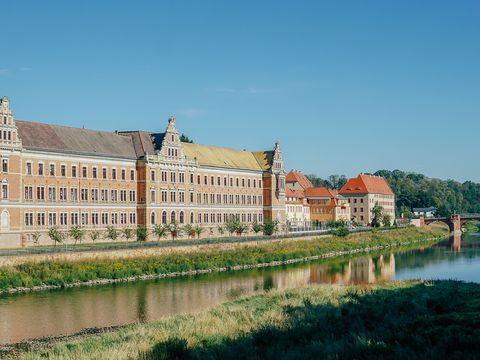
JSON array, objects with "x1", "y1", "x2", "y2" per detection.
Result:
[
  {"x1": 305, "y1": 187, "x2": 338, "y2": 198},
  {"x1": 286, "y1": 171, "x2": 314, "y2": 190},
  {"x1": 339, "y1": 174, "x2": 394, "y2": 195}
]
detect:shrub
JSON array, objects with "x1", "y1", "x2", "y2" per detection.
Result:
[
  {"x1": 136, "y1": 226, "x2": 148, "y2": 242},
  {"x1": 48, "y1": 227, "x2": 64, "y2": 246},
  {"x1": 194, "y1": 225, "x2": 204, "y2": 239},
  {"x1": 334, "y1": 226, "x2": 350, "y2": 237},
  {"x1": 153, "y1": 224, "x2": 168, "y2": 241},
  {"x1": 106, "y1": 226, "x2": 119, "y2": 241},
  {"x1": 69, "y1": 226, "x2": 85, "y2": 245},
  {"x1": 263, "y1": 219, "x2": 279, "y2": 236},
  {"x1": 89, "y1": 230, "x2": 101, "y2": 243},
  {"x1": 123, "y1": 228, "x2": 134, "y2": 240},
  {"x1": 252, "y1": 222, "x2": 263, "y2": 234}
]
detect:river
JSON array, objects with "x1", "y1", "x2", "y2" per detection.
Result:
[{"x1": 1, "y1": 232, "x2": 479, "y2": 345}]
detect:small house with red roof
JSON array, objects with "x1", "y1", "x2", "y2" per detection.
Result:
[
  {"x1": 339, "y1": 174, "x2": 395, "y2": 225},
  {"x1": 305, "y1": 187, "x2": 350, "y2": 225},
  {"x1": 285, "y1": 187, "x2": 310, "y2": 227},
  {"x1": 286, "y1": 170, "x2": 314, "y2": 191}
]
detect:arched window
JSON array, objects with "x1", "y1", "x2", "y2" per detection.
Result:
[
  {"x1": 179, "y1": 211, "x2": 184, "y2": 224},
  {"x1": 190, "y1": 212, "x2": 194, "y2": 224},
  {"x1": 151, "y1": 212, "x2": 156, "y2": 225},
  {"x1": 171, "y1": 211, "x2": 176, "y2": 223},
  {"x1": 162, "y1": 211, "x2": 167, "y2": 224}
]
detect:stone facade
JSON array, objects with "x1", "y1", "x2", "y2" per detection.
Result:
[{"x1": 0, "y1": 97, "x2": 286, "y2": 247}]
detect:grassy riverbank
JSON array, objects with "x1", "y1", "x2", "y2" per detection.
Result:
[
  {"x1": 0, "y1": 227, "x2": 446, "y2": 293},
  {"x1": 4, "y1": 279, "x2": 479, "y2": 359}
]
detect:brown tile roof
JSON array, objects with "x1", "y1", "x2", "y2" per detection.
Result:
[
  {"x1": 252, "y1": 151, "x2": 274, "y2": 171},
  {"x1": 117, "y1": 131, "x2": 164, "y2": 158},
  {"x1": 16, "y1": 120, "x2": 137, "y2": 159},
  {"x1": 305, "y1": 187, "x2": 338, "y2": 198},
  {"x1": 339, "y1": 174, "x2": 394, "y2": 195},
  {"x1": 286, "y1": 188, "x2": 305, "y2": 198},
  {"x1": 286, "y1": 171, "x2": 314, "y2": 190}
]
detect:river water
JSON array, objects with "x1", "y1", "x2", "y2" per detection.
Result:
[{"x1": 1, "y1": 232, "x2": 479, "y2": 345}]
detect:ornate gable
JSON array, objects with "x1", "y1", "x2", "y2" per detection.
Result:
[{"x1": 0, "y1": 96, "x2": 22, "y2": 151}]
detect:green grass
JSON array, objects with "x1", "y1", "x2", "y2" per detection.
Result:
[
  {"x1": 7, "y1": 279, "x2": 480, "y2": 359},
  {"x1": 0, "y1": 227, "x2": 446, "y2": 292}
]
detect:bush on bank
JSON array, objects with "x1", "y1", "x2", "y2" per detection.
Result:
[{"x1": 0, "y1": 227, "x2": 446, "y2": 291}]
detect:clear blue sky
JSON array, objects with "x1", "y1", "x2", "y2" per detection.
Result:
[{"x1": 1, "y1": 1, "x2": 479, "y2": 182}]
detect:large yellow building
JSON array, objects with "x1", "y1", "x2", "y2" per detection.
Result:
[{"x1": 0, "y1": 96, "x2": 286, "y2": 247}]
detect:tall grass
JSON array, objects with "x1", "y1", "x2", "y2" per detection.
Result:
[
  {"x1": 0, "y1": 227, "x2": 446, "y2": 292},
  {"x1": 7, "y1": 280, "x2": 480, "y2": 359}
]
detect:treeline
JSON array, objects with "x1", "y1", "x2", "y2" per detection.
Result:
[{"x1": 306, "y1": 170, "x2": 480, "y2": 217}]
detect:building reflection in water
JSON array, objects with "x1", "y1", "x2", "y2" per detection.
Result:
[
  {"x1": 0, "y1": 253, "x2": 396, "y2": 345},
  {"x1": 450, "y1": 233, "x2": 462, "y2": 252}
]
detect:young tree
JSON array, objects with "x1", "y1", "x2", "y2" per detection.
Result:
[
  {"x1": 106, "y1": 226, "x2": 119, "y2": 241},
  {"x1": 136, "y1": 226, "x2": 148, "y2": 241},
  {"x1": 32, "y1": 231, "x2": 42, "y2": 246},
  {"x1": 194, "y1": 225, "x2": 205, "y2": 239},
  {"x1": 69, "y1": 225, "x2": 85, "y2": 245},
  {"x1": 89, "y1": 230, "x2": 101, "y2": 243},
  {"x1": 123, "y1": 228, "x2": 134, "y2": 240},
  {"x1": 48, "y1": 227, "x2": 63, "y2": 247},
  {"x1": 235, "y1": 222, "x2": 248, "y2": 236},
  {"x1": 152, "y1": 224, "x2": 168, "y2": 241},
  {"x1": 371, "y1": 203, "x2": 384, "y2": 228},
  {"x1": 382, "y1": 214, "x2": 392, "y2": 227},
  {"x1": 251, "y1": 222, "x2": 263, "y2": 235},
  {"x1": 217, "y1": 225, "x2": 225, "y2": 236},
  {"x1": 182, "y1": 224, "x2": 196, "y2": 239},
  {"x1": 168, "y1": 221, "x2": 181, "y2": 240},
  {"x1": 225, "y1": 218, "x2": 239, "y2": 236},
  {"x1": 262, "y1": 219, "x2": 279, "y2": 236}
]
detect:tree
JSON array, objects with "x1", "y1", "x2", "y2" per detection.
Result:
[
  {"x1": 48, "y1": 227, "x2": 64, "y2": 246},
  {"x1": 182, "y1": 224, "x2": 196, "y2": 239},
  {"x1": 180, "y1": 133, "x2": 193, "y2": 143},
  {"x1": 123, "y1": 228, "x2": 134, "y2": 241},
  {"x1": 251, "y1": 222, "x2": 263, "y2": 235},
  {"x1": 235, "y1": 222, "x2": 248, "y2": 236},
  {"x1": 399, "y1": 206, "x2": 413, "y2": 220},
  {"x1": 168, "y1": 221, "x2": 181, "y2": 240},
  {"x1": 89, "y1": 230, "x2": 101, "y2": 243},
  {"x1": 32, "y1": 231, "x2": 42, "y2": 246},
  {"x1": 152, "y1": 224, "x2": 168, "y2": 241},
  {"x1": 371, "y1": 203, "x2": 383, "y2": 228},
  {"x1": 217, "y1": 225, "x2": 225, "y2": 236},
  {"x1": 382, "y1": 214, "x2": 392, "y2": 227},
  {"x1": 69, "y1": 225, "x2": 85, "y2": 245},
  {"x1": 136, "y1": 226, "x2": 148, "y2": 241},
  {"x1": 106, "y1": 226, "x2": 119, "y2": 241},
  {"x1": 262, "y1": 219, "x2": 279, "y2": 236},
  {"x1": 194, "y1": 225, "x2": 204, "y2": 239},
  {"x1": 225, "y1": 218, "x2": 239, "y2": 236}
]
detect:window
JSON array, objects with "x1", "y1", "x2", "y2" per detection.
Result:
[
  {"x1": 48, "y1": 187, "x2": 56, "y2": 201},
  {"x1": 71, "y1": 213, "x2": 78, "y2": 225},
  {"x1": 48, "y1": 213, "x2": 57, "y2": 226},
  {"x1": 82, "y1": 166, "x2": 87, "y2": 178},
  {"x1": 2, "y1": 159, "x2": 8, "y2": 173},
  {"x1": 60, "y1": 213, "x2": 68, "y2": 226},
  {"x1": 37, "y1": 212, "x2": 46, "y2": 226},
  {"x1": 170, "y1": 211, "x2": 176, "y2": 223},
  {"x1": 170, "y1": 172, "x2": 176, "y2": 182},
  {"x1": 59, "y1": 187, "x2": 67, "y2": 201},
  {"x1": 179, "y1": 211, "x2": 184, "y2": 224},
  {"x1": 204, "y1": 176, "x2": 208, "y2": 185},
  {"x1": 93, "y1": 167, "x2": 97, "y2": 179},
  {"x1": 190, "y1": 212, "x2": 194, "y2": 224},
  {"x1": 24, "y1": 186, "x2": 33, "y2": 200},
  {"x1": 121, "y1": 169, "x2": 126, "y2": 180},
  {"x1": 150, "y1": 189, "x2": 156, "y2": 203},
  {"x1": 170, "y1": 191, "x2": 176, "y2": 203},
  {"x1": 36, "y1": 186, "x2": 45, "y2": 200},
  {"x1": 217, "y1": 177, "x2": 221, "y2": 186},
  {"x1": 81, "y1": 188, "x2": 88, "y2": 201},
  {"x1": 103, "y1": 168, "x2": 107, "y2": 179},
  {"x1": 25, "y1": 212, "x2": 34, "y2": 226},
  {"x1": 49, "y1": 164, "x2": 55, "y2": 176},
  {"x1": 70, "y1": 188, "x2": 78, "y2": 201},
  {"x1": 179, "y1": 173, "x2": 185, "y2": 183},
  {"x1": 162, "y1": 211, "x2": 167, "y2": 224},
  {"x1": 2, "y1": 184, "x2": 7, "y2": 199},
  {"x1": 211, "y1": 176, "x2": 214, "y2": 185},
  {"x1": 130, "y1": 169, "x2": 135, "y2": 181},
  {"x1": 112, "y1": 168, "x2": 117, "y2": 180},
  {"x1": 61, "y1": 165, "x2": 66, "y2": 177},
  {"x1": 72, "y1": 165, "x2": 77, "y2": 177},
  {"x1": 190, "y1": 173, "x2": 194, "y2": 184},
  {"x1": 26, "y1": 162, "x2": 32, "y2": 175},
  {"x1": 38, "y1": 163, "x2": 44, "y2": 176},
  {"x1": 151, "y1": 170, "x2": 155, "y2": 181}
]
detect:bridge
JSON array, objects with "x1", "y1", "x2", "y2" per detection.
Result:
[{"x1": 421, "y1": 214, "x2": 480, "y2": 233}]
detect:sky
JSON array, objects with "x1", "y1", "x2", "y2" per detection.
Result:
[{"x1": 1, "y1": 1, "x2": 479, "y2": 182}]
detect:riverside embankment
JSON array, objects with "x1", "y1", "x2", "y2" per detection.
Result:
[{"x1": 0, "y1": 227, "x2": 446, "y2": 294}]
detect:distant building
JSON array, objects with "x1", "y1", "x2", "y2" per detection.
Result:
[
  {"x1": 339, "y1": 174, "x2": 395, "y2": 225},
  {"x1": 285, "y1": 188, "x2": 310, "y2": 227},
  {"x1": 305, "y1": 187, "x2": 350, "y2": 225},
  {"x1": 286, "y1": 170, "x2": 313, "y2": 191},
  {"x1": 413, "y1": 207, "x2": 437, "y2": 218}
]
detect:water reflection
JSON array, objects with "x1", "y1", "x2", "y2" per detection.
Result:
[{"x1": 1, "y1": 233, "x2": 479, "y2": 344}]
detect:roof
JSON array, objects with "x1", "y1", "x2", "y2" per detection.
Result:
[
  {"x1": 16, "y1": 120, "x2": 137, "y2": 159},
  {"x1": 413, "y1": 207, "x2": 437, "y2": 213},
  {"x1": 339, "y1": 174, "x2": 394, "y2": 195},
  {"x1": 117, "y1": 131, "x2": 165, "y2": 158},
  {"x1": 286, "y1": 171, "x2": 314, "y2": 190},
  {"x1": 182, "y1": 143, "x2": 266, "y2": 171},
  {"x1": 252, "y1": 151, "x2": 274, "y2": 171},
  {"x1": 286, "y1": 188, "x2": 305, "y2": 198},
  {"x1": 305, "y1": 187, "x2": 338, "y2": 198}
]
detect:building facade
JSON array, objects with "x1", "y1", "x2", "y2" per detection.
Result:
[
  {"x1": 339, "y1": 174, "x2": 395, "y2": 225},
  {"x1": 285, "y1": 188, "x2": 310, "y2": 227},
  {"x1": 304, "y1": 187, "x2": 350, "y2": 225},
  {"x1": 0, "y1": 97, "x2": 286, "y2": 247}
]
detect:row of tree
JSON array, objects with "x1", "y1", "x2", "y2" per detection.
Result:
[
  {"x1": 306, "y1": 170, "x2": 480, "y2": 218},
  {"x1": 40, "y1": 219, "x2": 280, "y2": 246}
]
